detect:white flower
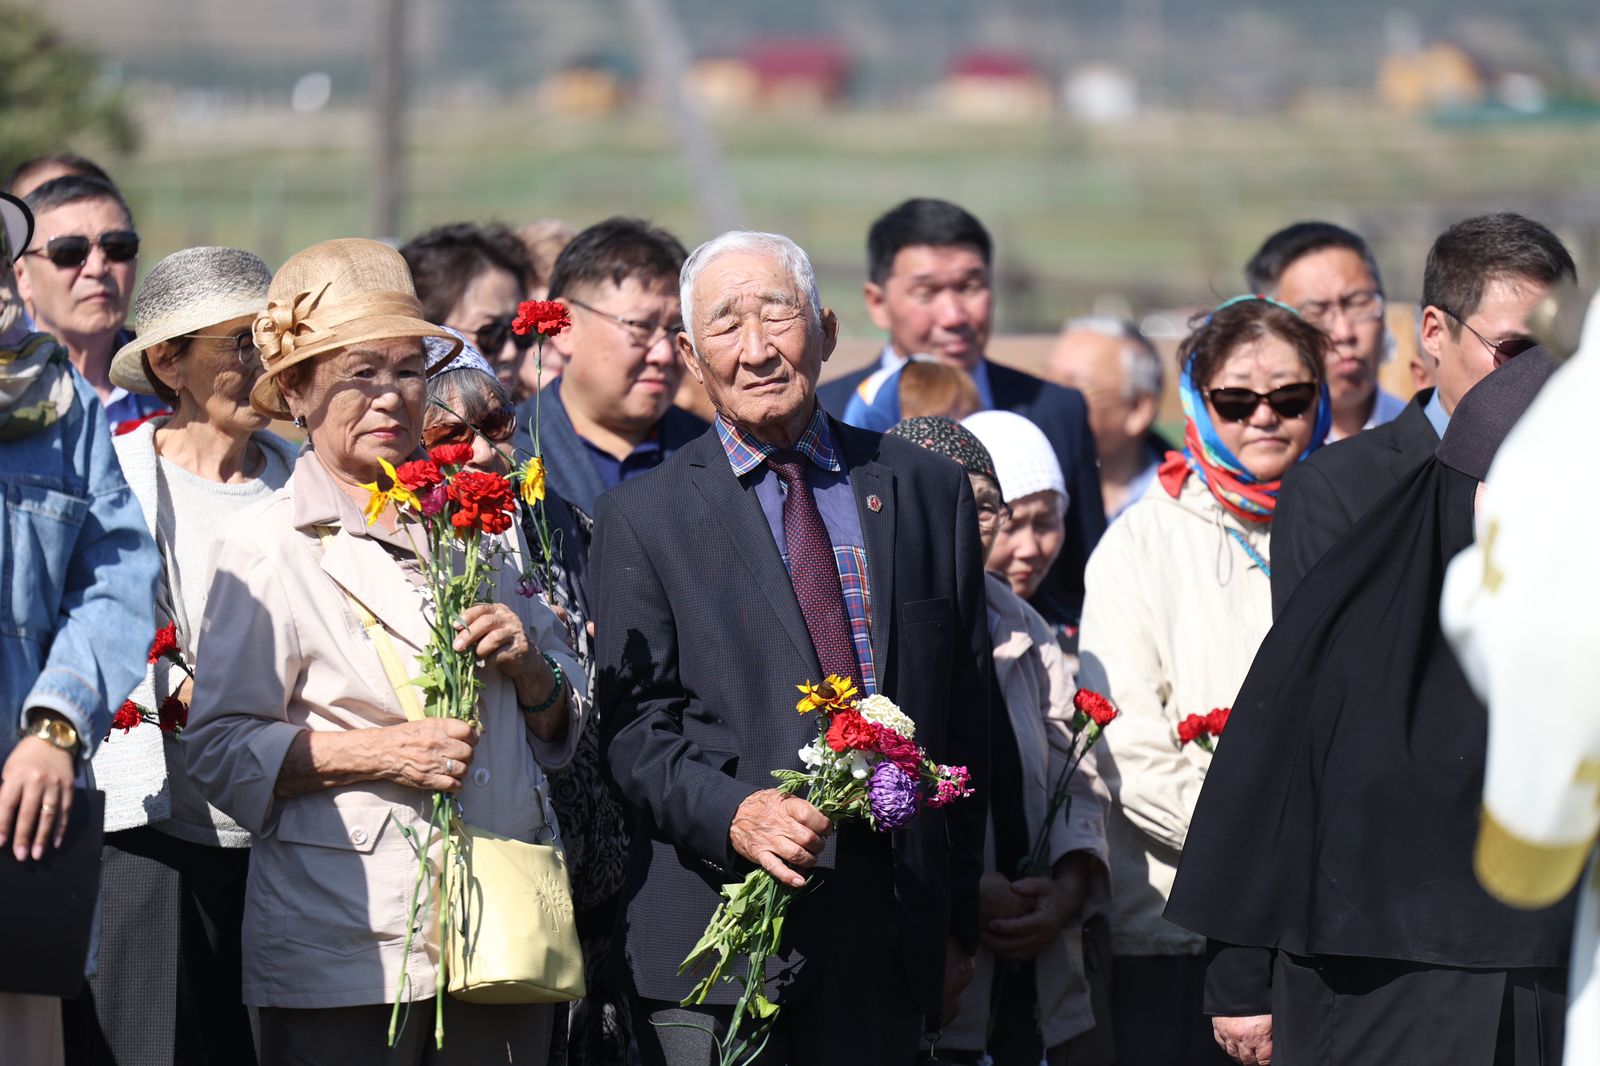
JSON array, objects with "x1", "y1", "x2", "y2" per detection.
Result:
[
  {"x1": 799, "y1": 738, "x2": 826, "y2": 769},
  {"x1": 848, "y1": 751, "x2": 873, "y2": 780},
  {"x1": 857, "y1": 694, "x2": 916, "y2": 741}
]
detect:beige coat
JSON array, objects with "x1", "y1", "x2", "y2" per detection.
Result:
[
  {"x1": 183, "y1": 452, "x2": 584, "y2": 1009},
  {"x1": 1076, "y1": 475, "x2": 1273, "y2": 957},
  {"x1": 940, "y1": 573, "x2": 1112, "y2": 1052}
]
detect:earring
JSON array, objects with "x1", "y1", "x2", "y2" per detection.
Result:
[{"x1": 292, "y1": 415, "x2": 307, "y2": 429}]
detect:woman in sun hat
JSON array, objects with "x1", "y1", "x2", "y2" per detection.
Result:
[
  {"x1": 182, "y1": 238, "x2": 581, "y2": 1064},
  {"x1": 61, "y1": 247, "x2": 295, "y2": 1064}
]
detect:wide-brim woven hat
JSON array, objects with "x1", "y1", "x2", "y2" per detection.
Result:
[
  {"x1": 0, "y1": 192, "x2": 32, "y2": 263},
  {"x1": 110, "y1": 246, "x2": 274, "y2": 394},
  {"x1": 249, "y1": 237, "x2": 462, "y2": 419}
]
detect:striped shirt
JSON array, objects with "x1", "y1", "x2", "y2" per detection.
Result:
[{"x1": 715, "y1": 408, "x2": 877, "y2": 694}]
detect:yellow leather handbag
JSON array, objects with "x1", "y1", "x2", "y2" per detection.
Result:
[{"x1": 317, "y1": 527, "x2": 586, "y2": 1004}]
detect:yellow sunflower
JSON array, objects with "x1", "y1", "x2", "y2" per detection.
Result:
[
  {"x1": 795, "y1": 674, "x2": 860, "y2": 715},
  {"x1": 518, "y1": 455, "x2": 546, "y2": 506},
  {"x1": 360, "y1": 456, "x2": 419, "y2": 526}
]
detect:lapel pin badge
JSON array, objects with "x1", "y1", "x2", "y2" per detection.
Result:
[{"x1": 867, "y1": 494, "x2": 882, "y2": 512}]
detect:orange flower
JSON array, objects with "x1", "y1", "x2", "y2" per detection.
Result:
[{"x1": 795, "y1": 674, "x2": 860, "y2": 715}]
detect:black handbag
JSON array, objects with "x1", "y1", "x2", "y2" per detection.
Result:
[{"x1": 0, "y1": 788, "x2": 104, "y2": 996}]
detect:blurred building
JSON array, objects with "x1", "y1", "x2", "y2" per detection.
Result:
[
  {"x1": 1378, "y1": 44, "x2": 1487, "y2": 112},
  {"x1": 941, "y1": 51, "x2": 1053, "y2": 119}
]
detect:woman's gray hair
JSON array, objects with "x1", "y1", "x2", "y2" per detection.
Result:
[
  {"x1": 679, "y1": 231, "x2": 822, "y2": 355},
  {"x1": 427, "y1": 364, "x2": 511, "y2": 426}
]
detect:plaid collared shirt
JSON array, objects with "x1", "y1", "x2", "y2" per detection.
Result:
[{"x1": 716, "y1": 408, "x2": 876, "y2": 694}]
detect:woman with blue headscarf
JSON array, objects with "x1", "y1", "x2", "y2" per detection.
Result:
[{"x1": 1075, "y1": 296, "x2": 1330, "y2": 1065}]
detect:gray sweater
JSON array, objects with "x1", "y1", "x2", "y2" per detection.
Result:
[{"x1": 98, "y1": 418, "x2": 298, "y2": 846}]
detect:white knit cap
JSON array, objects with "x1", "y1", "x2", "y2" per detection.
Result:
[{"x1": 961, "y1": 410, "x2": 1068, "y2": 509}]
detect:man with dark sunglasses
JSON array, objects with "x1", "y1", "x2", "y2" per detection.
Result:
[
  {"x1": 1269, "y1": 212, "x2": 1576, "y2": 616},
  {"x1": 17, "y1": 174, "x2": 165, "y2": 432}
]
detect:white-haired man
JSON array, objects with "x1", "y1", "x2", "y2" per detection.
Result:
[
  {"x1": 594, "y1": 231, "x2": 991, "y2": 1065},
  {"x1": 1047, "y1": 316, "x2": 1167, "y2": 521}
]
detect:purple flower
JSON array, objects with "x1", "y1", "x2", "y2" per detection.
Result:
[
  {"x1": 516, "y1": 573, "x2": 541, "y2": 598},
  {"x1": 420, "y1": 484, "x2": 449, "y2": 516},
  {"x1": 867, "y1": 761, "x2": 920, "y2": 830}
]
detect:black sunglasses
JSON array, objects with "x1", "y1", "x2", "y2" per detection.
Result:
[
  {"x1": 421, "y1": 405, "x2": 519, "y2": 450},
  {"x1": 26, "y1": 230, "x2": 140, "y2": 268},
  {"x1": 1208, "y1": 382, "x2": 1318, "y2": 423},
  {"x1": 1437, "y1": 306, "x2": 1539, "y2": 366},
  {"x1": 475, "y1": 313, "x2": 536, "y2": 357}
]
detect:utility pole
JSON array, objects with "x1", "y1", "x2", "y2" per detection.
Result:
[
  {"x1": 626, "y1": 0, "x2": 742, "y2": 234},
  {"x1": 371, "y1": 0, "x2": 407, "y2": 240}
]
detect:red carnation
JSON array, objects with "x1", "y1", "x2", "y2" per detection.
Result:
[
  {"x1": 158, "y1": 696, "x2": 188, "y2": 733},
  {"x1": 826, "y1": 710, "x2": 878, "y2": 754},
  {"x1": 447, "y1": 470, "x2": 517, "y2": 537},
  {"x1": 1073, "y1": 689, "x2": 1119, "y2": 728},
  {"x1": 512, "y1": 299, "x2": 571, "y2": 338},
  {"x1": 1206, "y1": 707, "x2": 1231, "y2": 735},
  {"x1": 395, "y1": 459, "x2": 443, "y2": 492},
  {"x1": 429, "y1": 443, "x2": 474, "y2": 469},
  {"x1": 1177, "y1": 713, "x2": 1209, "y2": 746},
  {"x1": 148, "y1": 623, "x2": 180, "y2": 664},
  {"x1": 872, "y1": 724, "x2": 923, "y2": 775},
  {"x1": 111, "y1": 700, "x2": 143, "y2": 734}
]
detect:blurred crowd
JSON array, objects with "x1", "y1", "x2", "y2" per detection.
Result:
[{"x1": 0, "y1": 148, "x2": 1592, "y2": 1066}]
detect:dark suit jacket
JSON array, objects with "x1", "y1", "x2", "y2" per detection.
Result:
[
  {"x1": 986, "y1": 362, "x2": 1106, "y2": 626},
  {"x1": 822, "y1": 358, "x2": 1105, "y2": 625},
  {"x1": 816, "y1": 364, "x2": 876, "y2": 421},
  {"x1": 515, "y1": 383, "x2": 709, "y2": 518},
  {"x1": 1270, "y1": 389, "x2": 1441, "y2": 616},
  {"x1": 593, "y1": 418, "x2": 991, "y2": 1016}
]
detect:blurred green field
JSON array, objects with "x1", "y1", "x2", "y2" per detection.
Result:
[{"x1": 113, "y1": 101, "x2": 1600, "y2": 337}]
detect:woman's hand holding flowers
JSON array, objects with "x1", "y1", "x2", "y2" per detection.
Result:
[
  {"x1": 451, "y1": 603, "x2": 566, "y2": 740},
  {"x1": 982, "y1": 853, "x2": 1091, "y2": 961},
  {"x1": 378, "y1": 718, "x2": 478, "y2": 793}
]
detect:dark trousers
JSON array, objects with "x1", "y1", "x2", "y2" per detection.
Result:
[
  {"x1": 259, "y1": 999, "x2": 555, "y2": 1066},
  {"x1": 1270, "y1": 953, "x2": 1567, "y2": 1066},
  {"x1": 63, "y1": 827, "x2": 255, "y2": 1066},
  {"x1": 1110, "y1": 954, "x2": 1233, "y2": 1066}
]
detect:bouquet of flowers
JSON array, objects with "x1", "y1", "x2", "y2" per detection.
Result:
[
  {"x1": 677, "y1": 675, "x2": 975, "y2": 1066},
  {"x1": 1015, "y1": 688, "x2": 1119, "y2": 878},
  {"x1": 1178, "y1": 707, "x2": 1230, "y2": 753},
  {"x1": 107, "y1": 622, "x2": 193, "y2": 738}
]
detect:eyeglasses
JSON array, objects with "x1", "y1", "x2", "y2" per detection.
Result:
[
  {"x1": 24, "y1": 230, "x2": 140, "y2": 268},
  {"x1": 1207, "y1": 382, "x2": 1319, "y2": 423},
  {"x1": 1436, "y1": 306, "x2": 1539, "y2": 365},
  {"x1": 976, "y1": 500, "x2": 1013, "y2": 534},
  {"x1": 421, "y1": 405, "x2": 519, "y2": 450},
  {"x1": 187, "y1": 330, "x2": 260, "y2": 368},
  {"x1": 1294, "y1": 289, "x2": 1384, "y2": 330},
  {"x1": 475, "y1": 313, "x2": 536, "y2": 357},
  {"x1": 568, "y1": 297, "x2": 684, "y2": 350}
]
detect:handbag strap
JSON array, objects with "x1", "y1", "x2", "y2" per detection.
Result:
[{"x1": 313, "y1": 525, "x2": 425, "y2": 722}]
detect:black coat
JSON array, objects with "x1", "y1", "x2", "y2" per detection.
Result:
[
  {"x1": 1269, "y1": 390, "x2": 1441, "y2": 615},
  {"x1": 821, "y1": 359, "x2": 1106, "y2": 625},
  {"x1": 592, "y1": 417, "x2": 991, "y2": 1015}
]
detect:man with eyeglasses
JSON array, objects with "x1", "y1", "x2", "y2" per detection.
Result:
[
  {"x1": 520, "y1": 216, "x2": 708, "y2": 519},
  {"x1": 1246, "y1": 221, "x2": 1405, "y2": 443},
  {"x1": 17, "y1": 174, "x2": 165, "y2": 432},
  {"x1": 1267, "y1": 211, "x2": 1575, "y2": 620}
]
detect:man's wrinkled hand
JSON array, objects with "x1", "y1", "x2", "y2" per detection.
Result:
[
  {"x1": 729, "y1": 789, "x2": 830, "y2": 889},
  {"x1": 1214, "y1": 1014, "x2": 1273, "y2": 1065}
]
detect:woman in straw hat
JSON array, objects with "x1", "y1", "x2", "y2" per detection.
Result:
[
  {"x1": 60, "y1": 247, "x2": 295, "y2": 1065},
  {"x1": 182, "y1": 238, "x2": 581, "y2": 1064}
]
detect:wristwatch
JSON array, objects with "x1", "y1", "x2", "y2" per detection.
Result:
[{"x1": 23, "y1": 711, "x2": 81, "y2": 756}]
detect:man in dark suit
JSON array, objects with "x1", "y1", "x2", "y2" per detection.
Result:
[
  {"x1": 1271, "y1": 211, "x2": 1575, "y2": 618},
  {"x1": 819, "y1": 198, "x2": 1105, "y2": 627},
  {"x1": 515, "y1": 216, "x2": 708, "y2": 520},
  {"x1": 595, "y1": 230, "x2": 990, "y2": 1065}
]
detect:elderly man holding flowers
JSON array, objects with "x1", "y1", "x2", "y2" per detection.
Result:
[
  {"x1": 183, "y1": 238, "x2": 583, "y2": 1065},
  {"x1": 593, "y1": 230, "x2": 990, "y2": 1066}
]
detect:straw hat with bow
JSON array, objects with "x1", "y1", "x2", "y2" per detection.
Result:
[{"x1": 249, "y1": 238, "x2": 461, "y2": 419}]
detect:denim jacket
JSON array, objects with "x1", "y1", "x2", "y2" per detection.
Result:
[{"x1": 1, "y1": 367, "x2": 159, "y2": 762}]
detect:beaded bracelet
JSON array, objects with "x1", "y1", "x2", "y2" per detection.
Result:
[{"x1": 522, "y1": 652, "x2": 566, "y2": 715}]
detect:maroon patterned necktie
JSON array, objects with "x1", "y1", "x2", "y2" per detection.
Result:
[{"x1": 766, "y1": 449, "x2": 862, "y2": 686}]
